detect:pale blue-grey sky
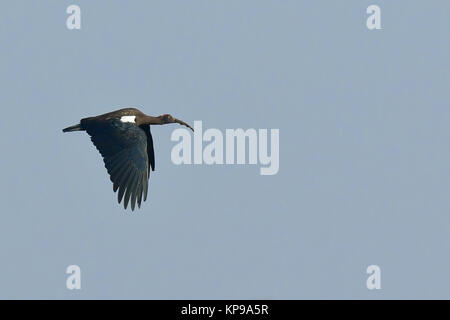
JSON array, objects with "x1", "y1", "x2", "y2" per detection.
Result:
[{"x1": 0, "y1": 1, "x2": 449, "y2": 299}]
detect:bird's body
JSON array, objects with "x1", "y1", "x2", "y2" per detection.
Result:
[{"x1": 63, "y1": 108, "x2": 193, "y2": 211}]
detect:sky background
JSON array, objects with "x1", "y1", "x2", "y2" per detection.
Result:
[{"x1": 0, "y1": 1, "x2": 449, "y2": 299}]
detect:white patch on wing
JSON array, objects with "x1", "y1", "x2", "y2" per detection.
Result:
[{"x1": 120, "y1": 116, "x2": 136, "y2": 123}]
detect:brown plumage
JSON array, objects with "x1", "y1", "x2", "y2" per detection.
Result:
[{"x1": 62, "y1": 108, "x2": 193, "y2": 211}]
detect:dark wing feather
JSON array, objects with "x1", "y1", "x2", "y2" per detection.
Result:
[
  {"x1": 83, "y1": 119, "x2": 150, "y2": 210},
  {"x1": 140, "y1": 124, "x2": 155, "y2": 173}
]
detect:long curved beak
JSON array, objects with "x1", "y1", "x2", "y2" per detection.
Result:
[{"x1": 173, "y1": 118, "x2": 194, "y2": 131}]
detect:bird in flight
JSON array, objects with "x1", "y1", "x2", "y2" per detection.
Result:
[{"x1": 62, "y1": 108, "x2": 194, "y2": 211}]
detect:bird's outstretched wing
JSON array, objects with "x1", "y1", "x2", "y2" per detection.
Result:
[{"x1": 83, "y1": 119, "x2": 150, "y2": 210}]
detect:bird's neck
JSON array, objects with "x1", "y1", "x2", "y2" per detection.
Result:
[{"x1": 139, "y1": 115, "x2": 163, "y2": 126}]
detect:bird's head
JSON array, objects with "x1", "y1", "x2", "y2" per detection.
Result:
[
  {"x1": 160, "y1": 114, "x2": 194, "y2": 131},
  {"x1": 161, "y1": 114, "x2": 174, "y2": 123}
]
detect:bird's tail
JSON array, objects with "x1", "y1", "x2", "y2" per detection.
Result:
[{"x1": 62, "y1": 123, "x2": 83, "y2": 132}]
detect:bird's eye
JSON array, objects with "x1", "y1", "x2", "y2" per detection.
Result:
[{"x1": 162, "y1": 114, "x2": 173, "y2": 123}]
